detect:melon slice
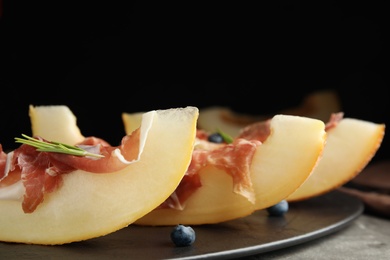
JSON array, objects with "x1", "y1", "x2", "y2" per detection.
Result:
[
  {"x1": 287, "y1": 118, "x2": 385, "y2": 201},
  {"x1": 29, "y1": 105, "x2": 85, "y2": 145},
  {"x1": 0, "y1": 105, "x2": 198, "y2": 244},
  {"x1": 123, "y1": 113, "x2": 326, "y2": 225}
]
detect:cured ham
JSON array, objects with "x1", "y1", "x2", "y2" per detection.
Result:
[
  {"x1": 325, "y1": 112, "x2": 344, "y2": 131},
  {"x1": 159, "y1": 137, "x2": 261, "y2": 210},
  {"x1": 159, "y1": 127, "x2": 264, "y2": 210},
  {"x1": 48, "y1": 131, "x2": 142, "y2": 174},
  {"x1": 0, "y1": 128, "x2": 143, "y2": 213}
]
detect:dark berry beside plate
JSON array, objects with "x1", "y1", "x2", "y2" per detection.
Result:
[{"x1": 170, "y1": 224, "x2": 196, "y2": 247}]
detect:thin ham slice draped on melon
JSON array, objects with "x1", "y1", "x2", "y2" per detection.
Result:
[{"x1": 0, "y1": 118, "x2": 153, "y2": 214}]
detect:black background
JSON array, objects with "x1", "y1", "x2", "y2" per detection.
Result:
[{"x1": 1, "y1": 1, "x2": 389, "y2": 161}]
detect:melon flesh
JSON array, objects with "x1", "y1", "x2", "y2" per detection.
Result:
[
  {"x1": 126, "y1": 114, "x2": 326, "y2": 225},
  {"x1": 287, "y1": 118, "x2": 385, "y2": 201},
  {"x1": 0, "y1": 105, "x2": 198, "y2": 244},
  {"x1": 29, "y1": 105, "x2": 85, "y2": 145}
]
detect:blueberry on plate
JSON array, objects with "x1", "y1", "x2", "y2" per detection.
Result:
[
  {"x1": 208, "y1": 133, "x2": 224, "y2": 143},
  {"x1": 266, "y1": 200, "x2": 289, "y2": 217},
  {"x1": 170, "y1": 224, "x2": 196, "y2": 247}
]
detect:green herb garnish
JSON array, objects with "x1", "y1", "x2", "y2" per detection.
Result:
[
  {"x1": 15, "y1": 134, "x2": 104, "y2": 158},
  {"x1": 217, "y1": 129, "x2": 234, "y2": 144}
]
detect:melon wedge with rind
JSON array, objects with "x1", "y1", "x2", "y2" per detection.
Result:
[
  {"x1": 123, "y1": 113, "x2": 326, "y2": 225},
  {"x1": 251, "y1": 115, "x2": 326, "y2": 210},
  {"x1": 29, "y1": 105, "x2": 85, "y2": 145},
  {"x1": 287, "y1": 118, "x2": 385, "y2": 202},
  {"x1": 0, "y1": 105, "x2": 198, "y2": 244}
]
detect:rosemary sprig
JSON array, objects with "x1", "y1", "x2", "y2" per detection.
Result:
[
  {"x1": 216, "y1": 128, "x2": 234, "y2": 144},
  {"x1": 15, "y1": 134, "x2": 105, "y2": 158}
]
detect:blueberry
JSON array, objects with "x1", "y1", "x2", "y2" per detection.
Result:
[
  {"x1": 170, "y1": 224, "x2": 196, "y2": 247},
  {"x1": 267, "y1": 200, "x2": 289, "y2": 216},
  {"x1": 208, "y1": 133, "x2": 224, "y2": 143}
]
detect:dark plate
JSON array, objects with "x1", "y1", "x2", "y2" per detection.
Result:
[{"x1": 0, "y1": 190, "x2": 363, "y2": 260}]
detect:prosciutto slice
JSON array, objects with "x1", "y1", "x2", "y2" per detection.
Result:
[{"x1": 0, "y1": 125, "x2": 148, "y2": 213}]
